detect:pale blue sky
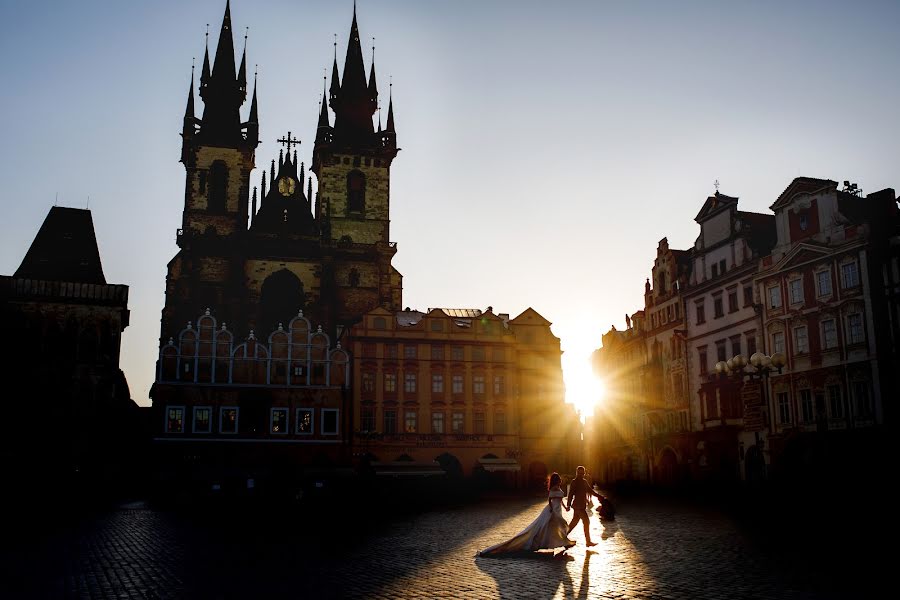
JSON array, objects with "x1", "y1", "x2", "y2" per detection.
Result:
[{"x1": 2, "y1": 0, "x2": 898, "y2": 409}]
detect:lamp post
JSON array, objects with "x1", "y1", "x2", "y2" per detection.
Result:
[{"x1": 714, "y1": 352, "x2": 786, "y2": 482}]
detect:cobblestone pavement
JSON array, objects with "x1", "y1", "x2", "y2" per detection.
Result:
[{"x1": 0, "y1": 494, "x2": 878, "y2": 599}]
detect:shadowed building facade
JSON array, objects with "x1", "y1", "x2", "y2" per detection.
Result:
[
  {"x1": 1, "y1": 207, "x2": 136, "y2": 494},
  {"x1": 151, "y1": 2, "x2": 400, "y2": 489},
  {"x1": 591, "y1": 178, "x2": 897, "y2": 490}
]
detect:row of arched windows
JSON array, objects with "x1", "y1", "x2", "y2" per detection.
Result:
[{"x1": 158, "y1": 310, "x2": 349, "y2": 387}]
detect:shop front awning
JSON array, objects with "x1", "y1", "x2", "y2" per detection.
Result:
[
  {"x1": 371, "y1": 460, "x2": 446, "y2": 477},
  {"x1": 478, "y1": 458, "x2": 521, "y2": 472}
]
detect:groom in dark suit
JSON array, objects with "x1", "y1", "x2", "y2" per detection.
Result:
[{"x1": 565, "y1": 466, "x2": 602, "y2": 546}]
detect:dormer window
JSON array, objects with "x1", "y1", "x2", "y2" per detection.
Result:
[{"x1": 799, "y1": 212, "x2": 809, "y2": 231}]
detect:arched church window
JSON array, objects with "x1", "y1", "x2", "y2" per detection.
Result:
[
  {"x1": 347, "y1": 170, "x2": 366, "y2": 214},
  {"x1": 259, "y1": 270, "x2": 305, "y2": 335},
  {"x1": 208, "y1": 161, "x2": 228, "y2": 213}
]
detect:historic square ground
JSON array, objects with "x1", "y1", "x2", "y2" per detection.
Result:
[{"x1": 1, "y1": 489, "x2": 882, "y2": 599}]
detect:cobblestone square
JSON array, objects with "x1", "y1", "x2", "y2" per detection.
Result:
[{"x1": 0, "y1": 492, "x2": 882, "y2": 599}]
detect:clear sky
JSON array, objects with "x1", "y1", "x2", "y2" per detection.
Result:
[{"x1": 2, "y1": 0, "x2": 898, "y2": 413}]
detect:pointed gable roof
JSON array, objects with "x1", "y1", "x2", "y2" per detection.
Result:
[
  {"x1": 768, "y1": 241, "x2": 832, "y2": 273},
  {"x1": 694, "y1": 192, "x2": 739, "y2": 223},
  {"x1": 510, "y1": 307, "x2": 552, "y2": 326},
  {"x1": 14, "y1": 207, "x2": 106, "y2": 284},
  {"x1": 770, "y1": 177, "x2": 838, "y2": 211}
]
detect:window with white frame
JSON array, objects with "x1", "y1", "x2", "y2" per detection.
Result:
[
  {"x1": 166, "y1": 406, "x2": 185, "y2": 433},
  {"x1": 847, "y1": 313, "x2": 864, "y2": 344},
  {"x1": 431, "y1": 411, "x2": 444, "y2": 433},
  {"x1": 384, "y1": 372, "x2": 397, "y2": 393},
  {"x1": 452, "y1": 374, "x2": 464, "y2": 394},
  {"x1": 822, "y1": 319, "x2": 838, "y2": 349},
  {"x1": 192, "y1": 406, "x2": 211, "y2": 433},
  {"x1": 473, "y1": 375, "x2": 485, "y2": 395},
  {"x1": 777, "y1": 392, "x2": 791, "y2": 425},
  {"x1": 220, "y1": 407, "x2": 239, "y2": 434},
  {"x1": 270, "y1": 407, "x2": 289, "y2": 434},
  {"x1": 789, "y1": 279, "x2": 804, "y2": 305},
  {"x1": 493, "y1": 375, "x2": 505, "y2": 396},
  {"x1": 841, "y1": 261, "x2": 860, "y2": 289},
  {"x1": 799, "y1": 389, "x2": 814, "y2": 423},
  {"x1": 404, "y1": 409, "x2": 417, "y2": 433},
  {"x1": 404, "y1": 372, "x2": 417, "y2": 394},
  {"x1": 827, "y1": 385, "x2": 844, "y2": 419},
  {"x1": 295, "y1": 408, "x2": 313, "y2": 434},
  {"x1": 321, "y1": 408, "x2": 339, "y2": 435},
  {"x1": 768, "y1": 285, "x2": 782, "y2": 309},
  {"x1": 451, "y1": 411, "x2": 465, "y2": 433},
  {"x1": 794, "y1": 326, "x2": 809, "y2": 354},
  {"x1": 772, "y1": 331, "x2": 785, "y2": 355},
  {"x1": 432, "y1": 373, "x2": 444, "y2": 393},
  {"x1": 852, "y1": 381, "x2": 872, "y2": 416},
  {"x1": 816, "y1": 270, "x2": 832, "y2": 297},
  {"x1": 404, "y1": 344, "x2": 417, "y2": 359},
  {"x1": 362, "y1": 372, "x2": 375, "y2": 393}
]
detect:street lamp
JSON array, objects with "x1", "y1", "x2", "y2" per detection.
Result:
[{"x1": 714, "y1": 352, "x2": 786, "y2": 481}]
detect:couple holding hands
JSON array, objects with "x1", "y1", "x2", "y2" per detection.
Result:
[{"x1": 478, "y1": 466, "x2": 615, "y2": 557}]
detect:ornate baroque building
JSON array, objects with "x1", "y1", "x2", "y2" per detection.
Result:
[
  {"x1": 346, "y1": 307, "x2": 577, "y2": 485},
  {"x1": 591, "y1": 178, "x2": 897, "y2": 489}
]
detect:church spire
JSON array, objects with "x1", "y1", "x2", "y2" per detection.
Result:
[
  {"x1": 368, "y1": 38, "x2": 378, "y2": 103},
  {"x1": 329, "y1": 40, "x2": 341, "y2": 105},
  {"x1": 198, "y1": 0, "x2": 245, "y2": 147},
  {"x1": 330, "y1": 3, "x2": 376, "y2": 144},
  {"x1": 184, "y1": 66, "x2": 196, "y2": 125},
  {"x1": 200, "y1": 29, "x2": 211, "y2": 95},
  {"x1": 318, "y1": 77, "x2": 330, "y2": 128},
  {"x1": 181, "y1": 65, "x2": 197, "y2": 164},
  {"x1": 386, "y1": 86, "x2": 395, "y2": 134},
  {"x1": 245, "y1": 69, "x2": 259, "y2": 146},
  {"x1": 237, "y1": 28, "x2": 248, "y2": 103}
]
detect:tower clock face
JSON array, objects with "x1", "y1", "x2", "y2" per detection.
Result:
[{"x1": 278, "y1": 177, "x2": 295, "y2": 196}]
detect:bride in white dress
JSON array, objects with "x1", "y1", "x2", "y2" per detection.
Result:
[{"x1": 478, "y1": 472, "x2": 575, "y2": 556}]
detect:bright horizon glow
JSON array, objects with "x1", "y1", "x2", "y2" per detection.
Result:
[{"x1": 563, "y1": 347, "x2": 606, "y2": 419}]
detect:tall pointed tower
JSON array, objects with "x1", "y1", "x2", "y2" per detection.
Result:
[
  {"x1": 180, "y1": 0, "x2": 258, "y2": 239},
  {"x1": 164, "y1": 0, "x2": 260, "y2": 339},
  {"x1": 312, "y1": 4, "x2": 402, "y2": 314}
]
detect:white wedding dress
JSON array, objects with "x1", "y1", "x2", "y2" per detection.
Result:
[{"x1": 478, "y1": 489, "x2": 575, "y2": 556}]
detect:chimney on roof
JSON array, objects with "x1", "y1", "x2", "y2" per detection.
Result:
[{"x1": 487, "y1": 306, "x2": 493, "y2": 313}]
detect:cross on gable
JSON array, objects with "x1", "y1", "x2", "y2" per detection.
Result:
[{"x1": 277, "y1": 131, "x2": 301, "y2": 154}]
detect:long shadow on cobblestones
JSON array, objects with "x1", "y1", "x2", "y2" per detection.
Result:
[{"x1": 476, "y1": 552, "x2": 577, "y2": 600}]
